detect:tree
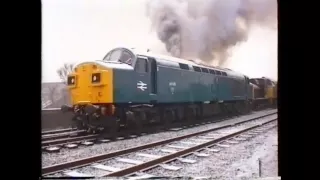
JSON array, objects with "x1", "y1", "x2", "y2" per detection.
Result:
[
  {"x1": 57, "y1": 63, "x2": 75, "y2": 84},
  {"x1": 56, "y1": 63, "x2": 75, "y2": 105},
  {"x1": 47, "y1": 84, "x2": 59, "y2": 104},
  {"x1": 60, "y1": 87, "x2": 71, "y2": 105}
]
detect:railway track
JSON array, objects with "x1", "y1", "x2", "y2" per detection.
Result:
[
  {"x1": 42, "y1": 111, "x2": 277, "y2": 151},
  {"x1": 42, "y1": 128, "x2": 78, "y2": 135},
  {"x1": 42, "y1": 134, "x2": 98, "y2": 149},
  {"x1": 42, "y1": 130, "x2": 86, "y2": 141},
  {"x1": 42, "y1": 112, "x2": 277, "y2": 177}
]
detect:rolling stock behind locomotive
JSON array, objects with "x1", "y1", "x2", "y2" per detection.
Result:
[{"x1": 61, "y1": 47, "x2": 277, "y2": 138}]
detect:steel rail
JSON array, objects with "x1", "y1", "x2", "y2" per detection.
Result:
[
  {"x1": 105, "y1": 119, "x2": 277, "y2": 177},
  {"x1": 42, "y1": 112, "x2": 277, "y2": 175},
  {"x1": 42, "y1": 134, "x2": 99, "y2": 147},
  {"x1": 42, "y1": 128, "x2": 77, "y2": 135}
]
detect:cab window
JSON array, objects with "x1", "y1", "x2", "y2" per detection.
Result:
[
  {"x1": 103, "y1": 48, "x2": 134, "y2": 66},
  {"x1": 266, "y1": 79, "x2": 272, "y2": 86},
  {"x1": 119, "y1": 50, "x2": 133, "y2": 65},
  {"x1": 135, "y1": 58, "x2": 148, "y2": 73}
]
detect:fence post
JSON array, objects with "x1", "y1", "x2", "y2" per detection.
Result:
[{"x1": 258, "y1": 158, "x2": 262, "y2": 177}]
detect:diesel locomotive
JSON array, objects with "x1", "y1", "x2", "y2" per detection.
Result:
[{"x1": 61, "y1": 47, "x2": 277, "y2": 138}]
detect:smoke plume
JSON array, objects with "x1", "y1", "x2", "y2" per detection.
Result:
[{"x1": 145, "y1": 0, "x2": 277, "y2": 66}]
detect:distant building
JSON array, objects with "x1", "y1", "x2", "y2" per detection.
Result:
[{"x1": 42, "y1": 82, "x2": 71, "y2": 109}]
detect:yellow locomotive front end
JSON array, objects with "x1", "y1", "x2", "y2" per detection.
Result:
[
  {"x1": 266, "y1": 85, "x2": 274, "y2": 99},
  {"x1": 61, "y1": 61, "x2": 117, "y2": 136},
  {"x1": 265, "y1": 79, "x2": 277, "y2": 107},
  {"x1": 265, "y1": 80, "x2": 277, "y2": 107},
  {"x1": 67, "y1": 63, "x2": 113, "y2": 105},
  {"x1": 250, "y1": 77, "x2": 277, "y2": 109}
]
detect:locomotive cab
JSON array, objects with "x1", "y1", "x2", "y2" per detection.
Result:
[
  {"x1": 66, "y1": 47, "x2": 158, "y2": 105},
  {"x1": 249, "y1": 78, "x2": 266, "y2": 99},
  {"x1": 103, "y1": 47, "x2": 158, "y2": 103},
  {"x1": 62, "y1": 47, "x2": 159, "y2": 135},
  {"x1": 249, "y1": 77, "x2": 277, "y2": 108}
]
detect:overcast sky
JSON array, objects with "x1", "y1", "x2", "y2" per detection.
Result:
[{"x1": 42, "y1": 0, "x2": 277, "y2": 82}]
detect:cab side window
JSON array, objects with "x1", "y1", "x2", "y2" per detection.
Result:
[
  {"x1": 135, "y1": 58, "x2": 148, "y2": 73},
  {"x1": 266, "y1": 79, "x2": 272, "y2": 86}
]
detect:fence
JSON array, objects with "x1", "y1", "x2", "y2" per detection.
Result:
[{"x1": 41, "y1": 108, "x2": 73, "y2": 131}]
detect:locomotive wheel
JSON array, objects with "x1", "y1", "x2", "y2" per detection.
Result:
[
  {"x1": 234, "y1": 103, "x2": 242, "y2": 116},
  {"x1": 71, "y1": 115, "x2": 86, "y2": 130},
  {"x1": 174, "y1": 108, "x2": 181, "y2": 122},
  {"x1": 221, "y1": 104, "x2": 230, "y2": 118},
  {"x1": 229, "y1": 104, "x2": 236, "y2": 117},
  {"x1": 122, "y1": 111, "x2": 134, "y2": 137},
  {"x1": 218, "y1": 104, "x2": 224, "y2": 118},
  {"x1": 247, "y1": 101, "x2": 252, "y2": 112},
  {"x1": 240, "y1": 103, "x2": 245, "y2": 115},
  {"x1": 129, "y1": 111, "x2": 144, "y2": 136},
  {"x1": 185, "y1": 107, "x2": 195, "y2": 124},
  {"x1": 108, "y1": 118, "x2": 118, "y2": 140},
  {"x1": 195, "y1": 106, "x2": 202, "y2": 120},
  {"x1": 134, "y1": 112, "x2": 144, "y2": 135},
  {"x1": 231, "y1": 104, "x2": 238, "y2": 117},
  {"x1": 245, "y1": 101, "x2": 251, "y2": 113},
  {"x1": 243, "y1": 102, "x2": 248, "y2": 114},
  {"x1": 163, "y1": 109, "x2": 174, "y2": 129}
]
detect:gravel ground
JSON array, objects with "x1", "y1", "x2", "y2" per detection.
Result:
[
  {"x1": 42, "y1": 109, "x2": 277, "y2": 167},
  {"x1": 145, "y1": 125, "x2": 278, "y2": 179}
]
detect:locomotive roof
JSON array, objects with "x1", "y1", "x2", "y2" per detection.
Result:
[
  {"x1": 249, "y1": 83, "x2": 260, "y2": 89},
  {"x1": 104, "y1": 47, "x2": 246, "y2": 80},
  {"x1": 251, "y1": 77, "x2": 277, "y2": 84},
  {"x1": 133, "y1": 48, "x2": 245, "y2": 79}
]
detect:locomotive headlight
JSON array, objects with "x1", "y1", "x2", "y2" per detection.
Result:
[
  {"x1": 92, "y1": 73, "x2": 101, "y2": 83},
  {"x1": 67, "y1": 76, "x2": 75, "y2": 85}
]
